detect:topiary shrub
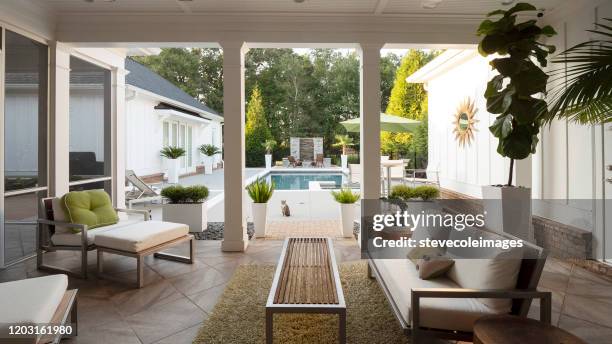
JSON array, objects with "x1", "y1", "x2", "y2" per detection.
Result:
[
  {"x1": 389, "y1": 185, "x2": 414, "y2": 200},
  {"x1": 161, "y1": 185, "x2": 209, "y2": 204},
  {"x1": 412, "y1": 185, "x2": 440, "y2": 201}
]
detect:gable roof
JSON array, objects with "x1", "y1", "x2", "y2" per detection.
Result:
[{"x1": 125, "y1": 58, "x2": 221, "y2": 117}]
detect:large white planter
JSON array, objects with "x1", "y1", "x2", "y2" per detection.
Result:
[
  {"x1": 340, "y1": 203, "x2": 356, "y2": 238},
  {"x1": 166, "y1": 159, "x2": 180, "y2": 184},
  {"x1": 265, "y1": 154, "x2": 272, "y2": 169},
  {"x1": 341, "y1": 154, "x2": 348, "y2": 169},
  {"x1": 251, "y1": 202, "x2": 268, "y2": 238},
  {"x1": 202, "y1": 155, "x2": 214, "y2": 175},
  {"x1": 482, "y1": 185, "x2": 532, "y2": 241},
  {"x1": 162, "y1": 202, "x2": 208, "y2": 233}
]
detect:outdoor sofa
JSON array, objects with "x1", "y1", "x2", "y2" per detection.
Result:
[
  {"x1": 367, "y1": 227, "x2": 551, "y2": 342},
  {"x1": 37, "y1": 189, "x2": 194, "y2": 288}
]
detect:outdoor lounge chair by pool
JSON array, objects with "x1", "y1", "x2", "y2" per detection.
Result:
[
  {"x1": 287, "y1": 156, "x2": 302, "y2": 167},
  {"x1": 125, "y1": 169, "x2": 163, "y2": 208}
]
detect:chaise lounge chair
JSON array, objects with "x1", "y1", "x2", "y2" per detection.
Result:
[{"x1": 125, "y1": 169, "x2": 163, "y2": 208}]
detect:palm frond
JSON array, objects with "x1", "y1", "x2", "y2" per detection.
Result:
[{"x1": 543, "y1": 20, "x2": 612, "y2": 125}]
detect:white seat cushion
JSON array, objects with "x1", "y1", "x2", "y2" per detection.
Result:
[
  {"x1": 94, "y1": 220, "x2": 188, "y2": 253},
  {"x1": 0, "y1": 275, "x2": 68, "y2": 337},
  {"x1": 51, "y1": 218, "x2": 141, "y2": 247},
  {"x1": 373, "y1": 259, "x2": 499, "y2": 333}
]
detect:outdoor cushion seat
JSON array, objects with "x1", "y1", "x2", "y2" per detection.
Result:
[
  {"x1": 0, "y1": 275, "x2": 68, "y2": 336},
  {"x1": 94, "y1": 220, "x2": 189, "y2": 253},
  {"x1": 374, "y1": 258, "x2": 500, "y2": 333},
  {"x1": 51, "y1": 218, "x2": 142, "y2": 247}
]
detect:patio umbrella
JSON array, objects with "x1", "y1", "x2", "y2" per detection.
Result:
[{"x1": 340, "y1": 113, "x2": 420, "y2": 133}]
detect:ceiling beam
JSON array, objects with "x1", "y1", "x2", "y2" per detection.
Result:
[
  {"x1": 174, "y1": 0, "x2": 192, "y2": 14},
  {"x1": 374, "y1": 0, "x2": 390, "y2": 15}
]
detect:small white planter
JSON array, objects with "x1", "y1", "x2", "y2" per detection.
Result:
[
  {"x1": 251, "y1": 202, "x2": 268, "y2": 238},
  {"x1": 340, "y1": 203, "x2": 356, "y2": 238},
  {"x1": 482, "y1": 185, "x2": 532, "y2": 241},
  {"x1": 202, "y1": 155, "x2": 214, "y2": 175},
  {"x1": 166, "y1": 159, "x2": 180, "y2": 184},
  {"x1": 162, "y1": 202, "x2": 208, "y2": 233},
  {"x1": 265, "y1": 154, "x2": 272, "y2": 169},
  {"x1": 341, "y1": 154, "x2": 348, "y2": 169}
]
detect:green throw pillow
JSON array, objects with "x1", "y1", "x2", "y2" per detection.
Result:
[{"x1": 63, "y1": 190, "x2": 118, "y2": 233}]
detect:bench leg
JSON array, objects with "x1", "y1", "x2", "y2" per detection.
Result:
[
  {"x1": 266, "y1": 309, "x2": 273, "y2": 344},
  {"x1": 137, "y1": 255, "x2": 144, "y2": 289},
  {"x1": 97, "y1": 250, "x2": 104, "y2": 274},
  {"x1": 339, "y1": 310, "x2": 346, "y2": 344},
  {"x1": 153, "y1": 237, "x2": 194, "y2": 264}
]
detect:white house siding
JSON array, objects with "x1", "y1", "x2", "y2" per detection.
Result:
[
  {"x1": 125, "y1": 90, "x2": 223, "y2": 177},
  {"x1": 424, "y1": 1, "x2": 612, "y2": 234},
  {"x1": 4, "y1": 89, "x2": 39, "y2": 176},
  {"x1": 426, "y1": 52, "x2": 509, "y2": 198},
  {"x1": 69, "y1": 88, "x2": 106, "y2": 163}
]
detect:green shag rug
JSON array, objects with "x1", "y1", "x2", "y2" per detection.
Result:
[{"x1": 193, "y1": 262, "x2": 409, "y2": 344}]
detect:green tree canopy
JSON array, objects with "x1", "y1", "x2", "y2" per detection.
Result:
[{"x1": 245, "y1": 85, "x2": 273, "y2": 166}]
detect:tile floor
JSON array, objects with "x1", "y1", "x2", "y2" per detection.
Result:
[{"x1": 1, "y1": 237, "x2": 611, "y2": 343}]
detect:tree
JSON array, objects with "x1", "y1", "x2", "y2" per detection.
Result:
[
  {"x1": 382, "y1": 50, "x2": 433, "y2": 163},
  {"x1": 380, "y1": 53, "x2": 401, "y2": 110},
  {"x1": 245, "y1": 85, "x2": 272, "y2": 167}
]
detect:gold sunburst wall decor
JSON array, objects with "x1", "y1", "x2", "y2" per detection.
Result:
[{"x1": 452, "y1": 97, "x2": 479, "y2": 147}]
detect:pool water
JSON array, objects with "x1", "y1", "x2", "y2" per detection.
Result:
[{"x1": 269, "y1": 173, "x2": 344, "y2": 190}]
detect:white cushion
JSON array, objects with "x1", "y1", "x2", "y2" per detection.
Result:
[
  {"x1": 446, "y1": 229, "x2": 524, "y2": 311},
  {"x1": 373, "y1": 259, "x2": 499, "y2": 333},
  {"x1": 50, "y1": 218, "x2": 141, "y2": 247},
  {"x1": 51, "y1": 197, "x2": 70, "y2": 234},
  {"x1": 94, "y1": 220, "x2": 188, "y2": 252},
  {"x1": 0, "y1": 275, "x2": 68, "y2": 337}
]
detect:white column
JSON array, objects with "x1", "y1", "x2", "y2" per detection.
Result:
[
  {"x1": 49, "y1": 42, "x2": 71, "y2": 197},
  {"x1": 359, "y1": 43, "x2": 383, "y2": 200},
  {"x1": 112, "y1": 68, "x2": 127, "y2": 207},
  {"x1": 221, "y1": 42, "x2": 248, "y2": 252}
]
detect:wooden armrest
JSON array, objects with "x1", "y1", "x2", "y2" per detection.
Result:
[
  {"x1": 116, "y1": 208, "x2": 150, "y2": 221},
  {"x1": 411, "y1": 288, "x2": 552, "y2": 326}
]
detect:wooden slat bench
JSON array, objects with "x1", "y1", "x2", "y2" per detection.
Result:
[{"x1": 266, "y1": 237, "x2": 346, "y2": 344}]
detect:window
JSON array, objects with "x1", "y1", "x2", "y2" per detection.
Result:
[
  {"x1": 2, "y1": 29, "x2": 48, "y2": 265},
  {"x1": 69, "y1": 56, "x2": 111, "y2": 194},
  {"x1": 163, "y1": 121, "x2": 169, "y2": 146},
  {"x1": 187, "y1": 126, "x2": 193, "y2": 167}
]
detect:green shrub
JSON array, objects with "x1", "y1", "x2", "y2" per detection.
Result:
[
  {"x1": 389, "y1": 185, "x2": 414, "y2": 200},
  {"x1": 413, "y1": 186, "x2": 439, "y2": 201},
  {"x1": 198, "y1": 144, "x2": 221, "y2": 157},
  {"x1": 347, "y1": 154, "x2": 360, "y2": 164},
  {"x1": 160, "y1": 146, "x2": 186, "y2": 159},
  {"x1": 161, "y1": 185, "x2": 209, "y2": 203},
  {"x1": 331, "y1": 188, "x2": 360, "y2": 204},
  {"x1": 246, "y1": 178, "x2": 274, "y2": 203},
  {"x1": 184, "y1": 185, "x2": 209, "y2": 203}
]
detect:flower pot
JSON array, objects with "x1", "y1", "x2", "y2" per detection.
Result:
[
  {"x1": 341, "y1": 154, "x2": 348, "y2": 169},
  {"x1": 203, "y1": 155, "x2": 214, "y2": 175},
  {"x1": 265, "y1": 154, "x2": 272, "y2": 169},
  {"x1": 481, "y1": 185, "x2": 532, "y2": 241},
  {"x1": 251, "y1": 202, "x2": 268, "y2": 238},
  {"x1": 162, "y1": 202, "x2": 208, "y2": 233},
  {"x1": 166, "y1": 159, "x2": 180, "y2": 184},
  {"x1": 340, "y1": 203, "x2": 356, "y2": 238}
]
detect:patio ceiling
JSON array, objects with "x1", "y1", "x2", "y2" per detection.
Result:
[{"x1": 35, "y1": 0, "x2": 566, "y2": 17}]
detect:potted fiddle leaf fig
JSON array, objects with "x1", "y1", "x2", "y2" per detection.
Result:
[
  {"x1": 331, "y1": 188, "x2": 360, "y2": 238},
  {"x1": 161, "y1": 185, "x2": 209, "y2": 232},
  {"x1": 199, "y1": 144, "x2": 221, "y2": 175},
  {"x1": 477, "y1": 2, "x2": 556, "y2": 239},
  {"x1": 160, "y1": 146, "x2": 186, "y2": 184},
  {"x1": 333, "y1": 134, "x2": 354, "y2": 170},
  {"x1": 246, "y1": 178, "x2": 275, "y2": 238},
  {"x1": 262, "y1": 139, "x2": 277, "y2": 170}
]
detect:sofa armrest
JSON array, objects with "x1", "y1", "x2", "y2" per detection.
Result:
[
  {"x1": 411, "y1": 288, "x2": 552, "y2": 328},
  {"x1": 116, "y1": 208, "x2": 149, "y2": 221},
  {"x1": 37, "y1": 219, "x2": 89, "y2": 246}
]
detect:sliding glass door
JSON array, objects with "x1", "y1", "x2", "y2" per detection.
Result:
[{"x1": 2, "y1": 28, "x2": 48, "y2": 266}]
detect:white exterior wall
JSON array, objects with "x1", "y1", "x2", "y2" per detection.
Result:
[
  {"x1": 425, "y1": 1, "x2": 612, "y2": 234},
  {"x1": 426, "y1": 52, "x2": 509, "y2": 198},
  {"x1": 125, "y1": 89, "x2": 223, "y2": 177}
]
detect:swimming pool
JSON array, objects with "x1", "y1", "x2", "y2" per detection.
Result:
[{"x1": 268, "y1": 173, "x2": 344, "y2": 190}]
